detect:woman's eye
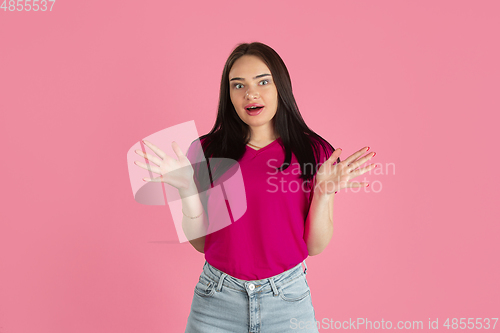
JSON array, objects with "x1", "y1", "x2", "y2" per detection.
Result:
[
  {"x1": 234, "y1": 83, "x2": 244, "y2": 89},
  {"x1": 259, "y1": 80, "x2": 269, "y2": 85}
]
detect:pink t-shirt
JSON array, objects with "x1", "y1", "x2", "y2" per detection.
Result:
[{"x1": 186, "y1": 136, "x2": 333, "y2": 280}]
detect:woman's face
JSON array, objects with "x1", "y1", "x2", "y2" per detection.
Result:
[{"x1": 228, "y1": 55, "x2": 278, "y2": 133}]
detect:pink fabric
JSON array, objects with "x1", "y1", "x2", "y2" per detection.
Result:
[{"x1": 187, "y1": 136, "x2": 333, "y2": 280}]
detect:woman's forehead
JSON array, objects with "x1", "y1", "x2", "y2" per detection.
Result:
[{"x1": 229, "y1": 55, "x2": 271, "y2": 80}]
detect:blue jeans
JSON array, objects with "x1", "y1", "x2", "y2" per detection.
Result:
[{"x1": 185, "y1": 260, "x2": 319, "y2": 333}]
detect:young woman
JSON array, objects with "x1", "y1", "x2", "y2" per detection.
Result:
[{"x1": 135, "y1": 42, "x2": 376, "y2": 332}]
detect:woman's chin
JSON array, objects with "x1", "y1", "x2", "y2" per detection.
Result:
[{"x1": 246, "y1": 119, "x2": 273, "y2": 127}]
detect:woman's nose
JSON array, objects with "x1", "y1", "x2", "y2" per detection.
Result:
[{"x1": 245, "y1": 89, "x2": 259, "y2": 99}]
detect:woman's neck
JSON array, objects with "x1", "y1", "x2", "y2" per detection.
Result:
[{"x1": 247, "y1": 124, "x2": 279, "y2": 143}]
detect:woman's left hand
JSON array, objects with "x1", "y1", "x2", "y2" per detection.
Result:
[{"x1": 314, "y1": 146, "x2": 377, "y2": 195}]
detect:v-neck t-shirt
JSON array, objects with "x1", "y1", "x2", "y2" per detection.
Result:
[{"x1": 186, "y1": 136, "x2": 333, "y2": 280}]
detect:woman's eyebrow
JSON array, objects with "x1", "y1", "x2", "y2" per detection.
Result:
[{"x1": 229, "y1": 73, "x2": 271, "y2": 82}]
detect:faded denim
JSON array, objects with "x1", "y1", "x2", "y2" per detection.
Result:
[{"x1": 185, "y1": 260, "x2": 319, "y2": 333}]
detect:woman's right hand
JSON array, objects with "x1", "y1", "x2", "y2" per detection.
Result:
[{"x1": 134, "y1": 140, "x2": 194, "y2": 190}]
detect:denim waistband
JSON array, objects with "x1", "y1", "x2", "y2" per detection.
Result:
[{"x1": 201, "y1": 260, "x2": 308, "y2": 295}]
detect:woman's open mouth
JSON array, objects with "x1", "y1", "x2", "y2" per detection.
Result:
[{"x1": 245, "y1": 105, "x2": 264, "y2": 116}]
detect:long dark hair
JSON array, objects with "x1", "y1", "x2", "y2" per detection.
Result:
[{"x1": 194, "y1": 42, "x2": 340, "y2": 189}]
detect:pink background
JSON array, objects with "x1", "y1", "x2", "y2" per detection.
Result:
[{"x1": 1, "y1": 1, "x2": 499, "y2": 332}]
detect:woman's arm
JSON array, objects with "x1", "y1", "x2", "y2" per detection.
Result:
[
  {"x1": 304, "y1": 145, "x2": 375, "y2": 256},
  {"x1": 179, "y1": 178, "x2": 208, "y2": 253},
  {"x1": 304, "y1": 188, "x2": 335, "y2": 256}
]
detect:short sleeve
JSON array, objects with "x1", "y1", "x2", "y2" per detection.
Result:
[{"x1": 308, "y1": 139, "x2": 337, "y2": 202}]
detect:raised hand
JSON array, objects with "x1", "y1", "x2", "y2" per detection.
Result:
[
  {"x1": 134, "y1": 140, "x2": 194, "y2": 190},
  {"x1": 314, "y1": 146, "x2": 377, "y2": 195}
]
